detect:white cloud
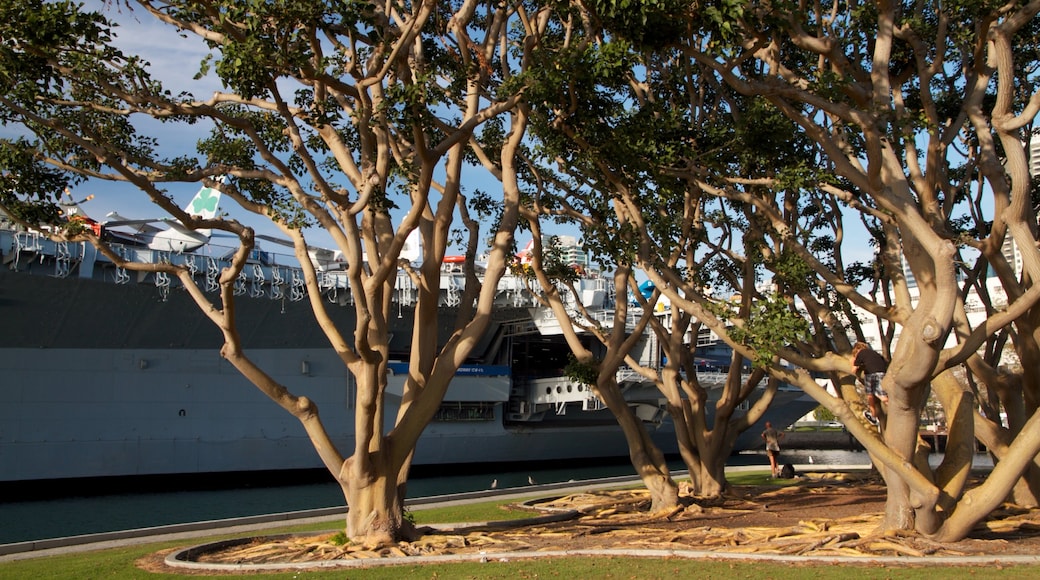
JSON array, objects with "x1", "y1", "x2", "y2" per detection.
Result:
[{"x1": 94, "y1": 2, "x2": 219, "y2": 95}]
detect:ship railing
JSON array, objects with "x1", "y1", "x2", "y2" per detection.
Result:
[
  {"x1": 585, "y1": 308, "x2": 644, "y2": 331},
  {"x1": 613, "y1": 367, "x2": 738, "y2": 390},
  {"x1": 694, "y1": 372, "x2": 730, "y2": 388},
  {"x1": 11, "y1": 231, "x2": 45, "y2": 270},
  {"x1": 615, "y1": 366, "x2": 643, "y2": 385},
  {"x1": 585, "y1": 309, "x2": 613, "y2": 327},
  {"x1": 3, "y1": 229, "x2": 624, "y2": 312}
]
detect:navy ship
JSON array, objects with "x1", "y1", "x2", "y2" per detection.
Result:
[{"x1": 0, "y1": 189, "x2": 815, "y2": 486}]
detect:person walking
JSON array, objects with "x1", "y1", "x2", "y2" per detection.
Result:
[{"x1": 761, "y1": 421, "x2": 784, "y2": 478}]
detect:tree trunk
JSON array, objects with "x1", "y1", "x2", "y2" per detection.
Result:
[
  {"x1": 1007, "y1": 319, "x2": 1040, "y2": 507},
  {"x1": 880, "y1": 375, "x2": 929, "y2": 531},
  {"x1": 1009, "y1": 466, "x2": 1040, "y2": 507},
  {"x1": 936, "y1": 406, "x2": 1040, "y2": 540},
  {"x1": 634, "y1": 445, "x2": 681, "y2": 512},
  {"x1": 658, "y1": 366, "x2": 729, "y2": 497},
  {"x1": 596, "y1": 377, "x2": 679, "y2": 512},
  {"x1": 685, "y1": 451, "x2": 728, "y2": 497},
  {"x1": 340, "y1": 451, "x2": 415, "y2": 547},
  {"x1": 930, "y1": 372, "x2": 975, "y2": 514},
  {"x1": 672, "y1": 412, "x2": 728, "y2": 498}
]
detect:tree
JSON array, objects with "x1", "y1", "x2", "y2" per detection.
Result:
[
  {"x1": 517, "y1": 224, "x2": 681, "y2": 511},
  {"x1": 605, "y1": 0, "x2": 1040, "y2": 540},
  {"x1": 687, "y1": 0, "x2": 1040, "y2": 541},
  {"x1": 527, "y1": 0, "x2": 1040, "y2": 541},
  {"x1": 0, "y1": 0, "x2": 552, "y2": 544},
  {"x1": 517, "y1": 2, "x2": 801, "y2": 498},
  {"x1": 813, "y1": 406, "x2": 837, "y2": 423}
]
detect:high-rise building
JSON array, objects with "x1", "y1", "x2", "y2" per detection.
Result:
[
  {"x1": 1002, "y1": 236, "x2": 1024, "y2": 279},
  {"x1": 1009, "y1": 128, "x2": 1040, "y2": 279},
  {"x1": 513, "y1": 234, "x2": 591, "y2": 270},
  {"x1": 900, "y1": 253, "x2": 917, "y2": 289},
  {"x1": 548, "y1": 235, "x2": 589, "y2": 268}
]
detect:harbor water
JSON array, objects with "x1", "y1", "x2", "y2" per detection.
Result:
[{"x1": 1, "y1": 448, "x2": 995, "y2": 546}]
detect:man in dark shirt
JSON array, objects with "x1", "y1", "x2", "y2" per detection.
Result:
[{"x1": 850, "y1": 341, "x2": 889, "y2": 426}]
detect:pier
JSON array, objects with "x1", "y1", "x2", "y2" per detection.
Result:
[{"x1": 784, "y1": 427, "x2": 964, "y2": 454}]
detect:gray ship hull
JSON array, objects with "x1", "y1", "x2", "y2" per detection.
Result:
[
  {"x1": 1, "y1": 339, "x2": 814, "y2": 482},
  {"x1": 0, "y1": 235, "x2": 816, "y2": 484}
]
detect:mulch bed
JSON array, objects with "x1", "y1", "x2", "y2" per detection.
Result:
[{"x1": 141, "y1": 471, "x2": 1040, "y2": 571}]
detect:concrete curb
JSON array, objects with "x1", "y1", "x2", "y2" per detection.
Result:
[{"x1": 163, "y1": 546, "x2": 1040, "y2": 571}]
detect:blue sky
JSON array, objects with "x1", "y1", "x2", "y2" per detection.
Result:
[{"x1": 57, "y1": 3, "x2": 228, "y2": 226}]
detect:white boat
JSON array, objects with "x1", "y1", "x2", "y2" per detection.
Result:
[{"x1": 0, "y1": 203, "x2": 815, "y2": 486}]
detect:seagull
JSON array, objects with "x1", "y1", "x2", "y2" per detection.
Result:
[
  {"x1": 528, "y1": 475, "x2": 536, "y2": 485},
  {"x1": 490, "y1": 479, "x2": 498, "y2": 489},
  {"x1": 809, "y1": 455, "x2": 815, "y2": 464}
]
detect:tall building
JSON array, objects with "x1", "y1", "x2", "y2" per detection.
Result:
[
  {"x1": 548, "y1": 235, "x2": 589, "y2": 268},
  {"x1": 1007, "y1": 128, "x2": 1040, "y2": 279},
  {"x1": 514, "y1": 234, "x2": 590, "y2": 269},
  {"x1": 1002, "y1": 236, "x2": 1024, "y2": 279},
  {"x1": 900, "y1": 253, "x2": 917, "y2": 289}
]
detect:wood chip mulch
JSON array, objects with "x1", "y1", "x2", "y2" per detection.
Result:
[{"x1": 174, "y1": 472, "x2": 1040, "y2": 567}]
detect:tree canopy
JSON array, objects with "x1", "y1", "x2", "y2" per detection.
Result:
[{"x1": 513, "y1": 0, "x2": 1040, "y2": 541}]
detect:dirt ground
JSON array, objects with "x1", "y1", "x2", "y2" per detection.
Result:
[{"x1": 142, "y1": 471, "x2": 1040, "y2": 572}]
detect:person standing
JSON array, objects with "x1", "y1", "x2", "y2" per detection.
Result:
[
  {"x1": 850, "y1": 341, "x2": 889, "y2": 426},
  {"x1": 761, "y1": 421, "x2": 784, "y2": 477}
]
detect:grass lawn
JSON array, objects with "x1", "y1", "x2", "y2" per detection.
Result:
[{"x1": 3, "y1": 541, "x2": 1035, "y2": 580}]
